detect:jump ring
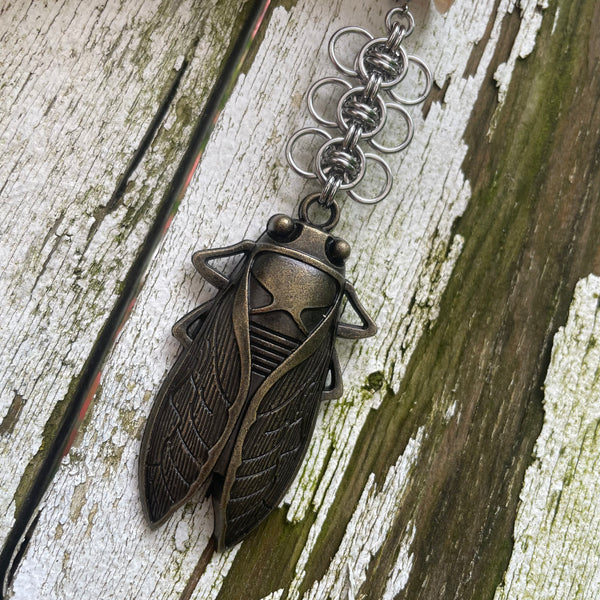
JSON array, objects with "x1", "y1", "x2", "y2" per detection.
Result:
[
  {"x1": 298, "y1": 193, "x2": 340, "y2": 231},
  {"x1": 328, "y1": 26, "x2": 373, "y2": 77},
  {"x1": 307, "y1": 77, "x2": 352, "y2": 128},
  {"x1": 388, "y1": 55, "x2": 433, "y2": 105},
  {"x1": 357, "y1": 38, "x2": 409, "y2": 89},
  {"x1": 319, "y1": 176, "x2": 342, "y2": 206},
  {"x1": 336, "y1": 86, "x2": 387, "y2": 140},
  {"x1": 385, "y1": 23, "x2": 406, "y2": 53},
  {"x1": 363, "y1": 73, "x2": 383, "y2": 102},
  {"x1": 286, "y1": 127, "x2": 332, "y2": 179},
  {"x1": 342, "y1": 123, "x2": 363, "y2": 151},
  {"x1": 385, "y1": 7, "x2": 415, "y2": 38},
  {"x1": 347, "y1": 154, "x2": 393, "y2": 205},
  {"x1": 316, "y1": 137, "x2": 366, "y2": 190},
  {"x1": 368, "y1": 103, "x2": 413, "y2": 153}
]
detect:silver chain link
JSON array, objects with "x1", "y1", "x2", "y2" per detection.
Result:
[{"x1": 286, "y1": 5, "x2": 432, "y2": 221}]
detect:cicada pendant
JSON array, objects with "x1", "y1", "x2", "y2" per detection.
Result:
[{"x1": 139, "y1": 214, "x2": 376, "y2": 549}]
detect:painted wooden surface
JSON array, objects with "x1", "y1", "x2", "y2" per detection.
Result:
[
  {"x1": 1, "y1": 0, "x2": 600, "y2": 598},
  {"x1": 493, "y1": 275, "x2": 600, "y2": 599},
  {"x1": 0, "y1": 0, "x2": 255, "y2": 548}
]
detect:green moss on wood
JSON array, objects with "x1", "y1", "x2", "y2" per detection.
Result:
[
  {"x1": 363, "y1": 371, "x2": 385, "y2": 392},
  {"x1": 211, "y1": 1, "x2": 600, "y2": 599},
  {"x1": 215, "y1": 507, "x2": 317, "y2": 600}
]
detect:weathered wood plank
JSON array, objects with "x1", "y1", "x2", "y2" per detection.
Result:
[
  {"x1": 5, "y1": 0, "x2": 600, "y2": 598},
  {"x1": 5, "y1": 0, "x2": 472, "y2": 594},
  {"x1": 336, "y1": 1, "x2": 600, "y2": 598},
  {"x1": 0, "y1": 0, "x2": 253, "y2": 551},
  {"x1": 493, "y1": 275, "x2": 600, "y2": 599}
]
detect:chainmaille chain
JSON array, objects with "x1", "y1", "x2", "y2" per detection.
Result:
[{"x1": 286, "y1": 3, "x2": 432, "y2": 230}]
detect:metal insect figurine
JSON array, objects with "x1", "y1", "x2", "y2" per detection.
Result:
[
  {"x1": 139, "y1": 2, "x2": 432, "y2": 550},
  {"x1": 140, "y1": 210, "x2": 375, "y2": 549}
]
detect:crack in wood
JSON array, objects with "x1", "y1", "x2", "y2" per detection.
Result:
[
  {"x1": 0, "y1": 394, "x2": 25, "y2": 437},
  {"x1": 3, "y1": 512, "x2": 40, "y2": 598},
  {"x1": 86, "y1": 53, "x2": 192, "y2": 244},
  {"x1": 178, "y1": 536, "x2": 217, "y2": 600}
]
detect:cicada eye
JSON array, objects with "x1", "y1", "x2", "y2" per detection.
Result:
[
  {"x1": 326, "y1": 237, "x2": 351, "y2": 266},
  {"x1": 267, "y1": 214, "x2": 297, "y2": 242}
]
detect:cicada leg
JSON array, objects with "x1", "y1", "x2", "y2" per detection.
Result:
[
  {"x1": 172, "y1": 300, "x2": 214, "y2": 347},
  {"x1": 336, "y1": 282, "x2": 377, "y2": 339},
  {"x1": 321, "y1": 350, "x2": 343, "y2": 400},
  {"x1": 192, "y1": 240, "x2": 256, "y2": 289}
]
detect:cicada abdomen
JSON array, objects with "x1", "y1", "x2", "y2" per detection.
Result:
[{"x1": 139, "y1": 214, "x2": 376, "y2": 549}]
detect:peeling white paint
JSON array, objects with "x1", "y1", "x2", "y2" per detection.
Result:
[
  {"x1": 444, "y1": 400, "x2": 458, "y2": 423},
  {"x1": 552, "y1": 6, "x2": 561, "y2": 34},
  {"x1": 292, "y1": 429, "x2": 424, "y2": 600},
  {"x1": 189, "y1": 548, "x2": 240, "y2": 600},
  {"x1": 382, "y1": 523, "x2": 416, "y2": 599},
  {"x1": 0, "y1": 0, "x2": 249, "y2": 546},
  {"x1": 494, "y1": 1, "x2": 549, "y2": 111},
  {"x1": 175, "y1": 521, "x2": 191, "y2": 553},
  {"x1": 5, "y1": 0, "x2": 552, "y2": 598},
  {"x1": 493, "y1": 275, "x2": 600, "y2": 600},
  {"x1": 258, "y1": 591, "x2": 284, "y2": 600}
]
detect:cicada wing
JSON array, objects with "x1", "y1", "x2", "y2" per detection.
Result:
[
  {"x1": 140, "y1": 284, "x2": 249, "y2": 527},
  {"x1": 216, "y1": 329, "x2": 335, "y2": 547}
]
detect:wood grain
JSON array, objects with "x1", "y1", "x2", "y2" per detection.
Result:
[
  {"x1": 3, "y1": 0, "x2": 600, "y2": 598},
  {"x1": 0, "y1": 0, "x2": 254, "y2": 580},
  {"x1": 494, "y1": 275, "x2": 600, "y2": 599}
]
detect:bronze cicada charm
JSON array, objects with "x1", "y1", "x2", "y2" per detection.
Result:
[{"x1": 139, "y1": 214, "x2": 376, "y2": 549}]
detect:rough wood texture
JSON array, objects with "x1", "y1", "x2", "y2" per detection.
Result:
[
  {"x1": 494, "y1": 275, "x2": 600, "y2": 599},
  {"x1": 3, "y1": 0, "x2": 600, "y2": 598},
  {"x1": 0, "y1": 0, "x2": 252, "y2": 546}
]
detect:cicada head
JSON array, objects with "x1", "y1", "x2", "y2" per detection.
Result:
[{"x1": 258, "y1": 214, "x2": 351, "y2": 276}]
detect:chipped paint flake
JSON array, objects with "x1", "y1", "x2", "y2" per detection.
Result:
[
  {"x1": 290, "y1": 429, "x2": 424, "y2": 600},
  {"x1": 444, "y1": 400, "x2": 458, "y2": 423},
  {"x1": 190, "y1": 548, "x2": 240, "y2": 600},
  {"x1": 258, "y1": 590, "x2": 284, "y2": 600},
  {"x1": 382, "y1": 523, "x2": 416, "y2": 599},
  {"x1": 552, "y1": 6, "x2": 560, "y2": 34},
  {"x1": 493, "y1": 275, "x2": 600, "y2": 600},
  {"x1": 175, "y1": 520, "x2": 191, "y2": 553},
  {"x1": 493, "y1": 1, "x2": 549, "y2": 108}
]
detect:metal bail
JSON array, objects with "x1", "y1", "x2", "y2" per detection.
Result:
[{"x1": 298, "y1": 193, "x2": 340, "y2": 231}]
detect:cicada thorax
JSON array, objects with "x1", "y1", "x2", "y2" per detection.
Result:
[{"x1": 247, "y1": 251, "x2": 340, "y2": 387}]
